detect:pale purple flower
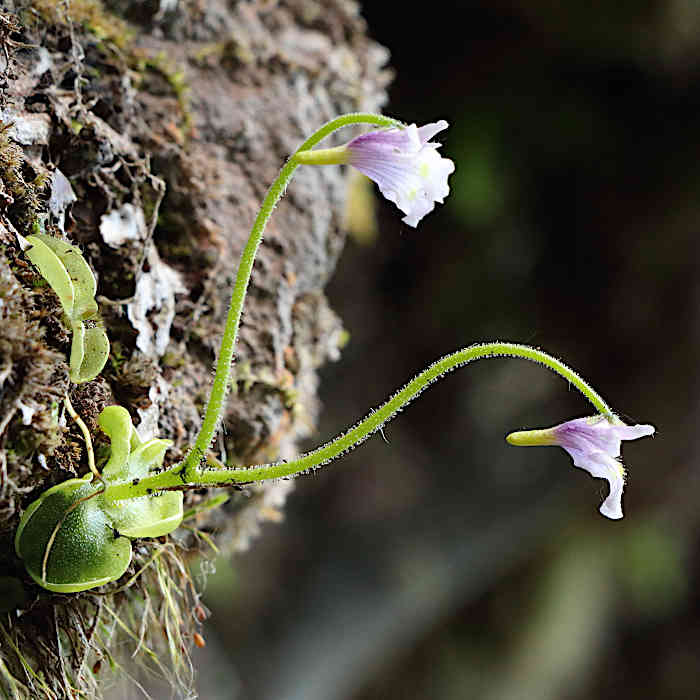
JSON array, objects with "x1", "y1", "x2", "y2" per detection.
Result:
[
  {"x1": 507, "y1": 416, "x2": 655, "y2": 520},
  {"x1": 345, "y1": 121, "x2": 455, "y2": 227},
  {"x1": 296, "y1": 121, "x2": 455, "y2": 227}
]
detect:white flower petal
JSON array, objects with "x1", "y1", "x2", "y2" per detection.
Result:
[
  {"x1": 417, "y1": 120, "x2": 449, "y2": 144},
  {"x1": 565, "y1": 447, "x2": 625, "y2": 520},
  {"x1": 346, "y1": 122, "x2": 455, "y2": 227},
  {"x1": 600, "y1": 477, "x2": 624, "y2": 520},
  {"x1": 612, "y1": 424, "x2": 656, "y2": 441}
]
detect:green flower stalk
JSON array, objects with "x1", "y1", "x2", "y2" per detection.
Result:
[
  {"x1": 178, "y1": 113, "x2": 404, "y2": 483},
  {"x1": 103, "y1": 341, "x2": 615, "y2": 502}
]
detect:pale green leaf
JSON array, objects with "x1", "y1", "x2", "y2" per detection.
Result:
[
  {"x1": 77, "y1": 325, "x2": 110, "y2": 383},
  {"x1": 98, "y1": 405, "x2": 133, "y2": 480},
  {"x1": 33, "y1": 233, "x2": 98, "y2": 320},
  {"x1": 25, "y1": 235, "x2": 75, "y2": 318}
]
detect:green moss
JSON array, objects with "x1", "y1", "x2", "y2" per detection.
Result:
[
  {"x1": 162, "y1": 350, "x2": 185, "y2": 369},
  {"x1": 108, "y1": 340, "x2": 127, "y2": 373},
  {"x1": 193, "y1": 35, "x2": 256, "y2": 68},
  {"x1": 134, "y1": 51, "x2": 193, "y2": 139},
  {"x1": 230, "y1": 363, "x2": 300, "y2": 410},
  {"x1": 0, "y1": 258, "x2": 67, "y2": 481},
  {"x1": 29, "y1": 0, "x2": 134, "y2": 50},
  {"x1": 0, "y1": 122, "x2": 40, "y2": 228}
]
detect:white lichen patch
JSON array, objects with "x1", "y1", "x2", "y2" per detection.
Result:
[
  {"x1": 32, "y1": 47, "x2": 53, "y2": 77},
  {"x1": 49, "y1": 169, "x2": 76, "y2": 233},
  {"x1": 136, "y1": 375, "x2": 171, "y2": 441},
  {"x1": 16, "y1": 400, "x2": 36, "y2": 426},
  {"x1": 127, "y1": 246, "x2": 186, "y2": 357},
  {"x1": 0, "y1": 108, "x2": 51, "y2": 146},
  {"x1": 155, "y1": 0, "x2": 179, "y2": 19},
  {"x1": 99, "y1": 203, "x2": 146, "y2": 248}
]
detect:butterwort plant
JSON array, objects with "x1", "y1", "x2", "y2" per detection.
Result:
[{"x1": 15, "y1": 113, "x2": 655, "y2": 593}]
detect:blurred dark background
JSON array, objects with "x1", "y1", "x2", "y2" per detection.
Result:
[{"x1": 194, "y1": 2, "x2": 700, "y2": 698}]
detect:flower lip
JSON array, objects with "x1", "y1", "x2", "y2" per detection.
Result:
[
  {"x1": 553, "y1": 416, "x2": 654, "y2": 458},
  {"x1": 507, "y1": 415, "x2": 655, "y2": 520},
  {"x1": 344, "y1": 120, "x2": 455, "y2": 228}
]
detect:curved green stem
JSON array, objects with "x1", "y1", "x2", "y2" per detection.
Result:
[
  {"x1": 180, "y1": 112, "x2": 403, "y2": 480},
  {"x1": 104, "y1": 342, "x2": 613, "y2": 501}
]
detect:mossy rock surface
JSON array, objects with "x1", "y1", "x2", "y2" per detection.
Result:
[{"x1": 0, "y1": 0, "x2": 389, "y2": 697}]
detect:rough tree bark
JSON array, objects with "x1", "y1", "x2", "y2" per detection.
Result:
[{"x1": 0, "y1": 1, "x2": 389, "y2": 697}]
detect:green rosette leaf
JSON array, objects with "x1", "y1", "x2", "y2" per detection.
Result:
[{"x1": 14, "y1": 477, "x2": 132, "y2": 593}]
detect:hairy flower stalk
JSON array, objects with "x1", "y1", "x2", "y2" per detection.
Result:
[
  {"x1": 103, "y1": 341, "x2": 620, "y2": 506},
  {"x1": 178, "y1": 113, "x2": 403, "y2": 482}
]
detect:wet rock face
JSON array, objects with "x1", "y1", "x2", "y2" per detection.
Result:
[{"x1": 0, "y1": 0, "x2": 389, "y2": 695}]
